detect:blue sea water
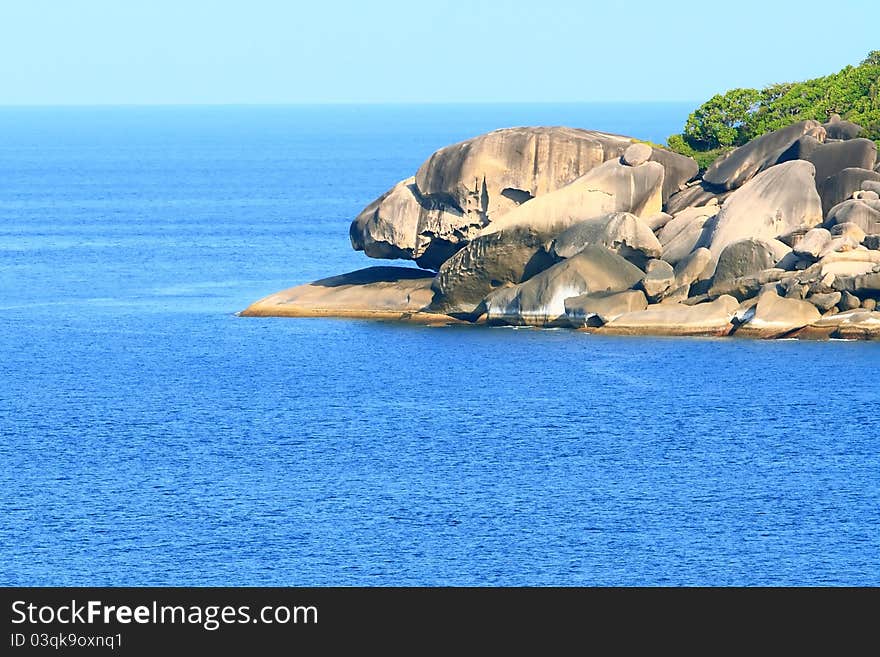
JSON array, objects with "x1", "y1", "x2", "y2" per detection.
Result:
[{"x1": 1, "y1": 104, "x2": 879, "y2": 586}]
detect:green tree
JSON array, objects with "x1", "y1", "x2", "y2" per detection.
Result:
[{"x1": 682, "y1": 88, "x2": 762, "y2": 149}]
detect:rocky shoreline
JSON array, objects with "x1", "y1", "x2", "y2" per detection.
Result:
[{"x1": 242, "y1": 119, "x2": 880, "y2": 340}]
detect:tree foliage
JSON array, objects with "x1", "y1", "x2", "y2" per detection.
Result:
[{"x1": 668, "y1": 52, "x2": 880, "y2": 165}]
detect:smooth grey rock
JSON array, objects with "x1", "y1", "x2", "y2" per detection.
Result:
[
  {"x1": 703, "y1": 120, "x2": 823, "y2": 190},
  {"x1": 550, "y1": 212, "x2": 662, "y2": 267},
  {"x1": 735, "y1": 289, "x2": 820, "y2": 338},
  {"x1": 709, "y1": 268, "x2": 791, "y2": 301},
  {"x1": 793, "y1": 228, "x2": 832, "y2": 260},
  {"x1": 825, "y1": 199, "x2": 880, "y2": 234},
  {"x1": 644, "y1": 212, "x2": 674, "y2": 232},
  {"x1": 622, "y1": 143, "x2": 652, "y2": 166},
  {"x1": 563, "y1": 289, "x2": 648, "y2": 327},
  {"x1": 415, "y1": 126, "x2": 633, "y2": 227},
  {"x1": 659, "y1": 284, "x2": 691, "y2": 304},
  {"x1": 863, "y1": 298, "x2": 877, "y2": 311},
  {"x1": 349, "y1": 177, "x2": 470, "y2": 270},
  {"x1": 641, "y1": 259, "x2": 676, "y2": 301},
  {"x1": 857, "y1": 190, "x2": 880, "y2": 201},
  {"x1": 775, "y1": 135, "x2": 824, "y2": 164},
  {"x1": 809, "y1": 292, "x2": 841, "y2": 311},
  {"x1": 241, "y1": 266, "x2": 436, "y2": 318},
  {"x1": 707, "y1": 161, "x2": 823, "y2": 253},
  {"x1": 674, "y1": 247, "x2": 714, "y2": 288},
  {"x1": 481, "y1": 158, "x2": 664, "y2": 238},
  {"x1": 600, "y1": 295, "x2": 740, "y2": 336},
  {"x1": 649, "y1": 149, "x2": 699, "y2": 202},
  {"x1": 862, "y1": 181, "x2": 880, "y2": 195},
  {"x1": 665, "y1": 183, "x2": 729, "y2": 215},
  {"x1": 817, "y1": 168, "x2": 880, "y2": 217},
  {"x1": 431, "y1": 227, "x2": 555, "y2": 316},
  {"x1": 833, "y1": 272, "x2": 880, "y2": 294},
  {"x1": 823, "y1": 115, "x2": 863, "y2": 140},
  {"x1": 711, "y1": 238, "x2": 792, "y2": 290},
  {"x1": 484, "y1": 245, "x2": 644, "y2": 326},
  {"x1": 657, "y1": 205, "x2": 717, "y2": 265},
  {"x1": 806, "y1": 139, "x2": 878, "y2": 187}
]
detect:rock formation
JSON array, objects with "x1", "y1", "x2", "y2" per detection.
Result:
[{"x1": 246, "y1": 118, "x2": 880, "y2": 340}]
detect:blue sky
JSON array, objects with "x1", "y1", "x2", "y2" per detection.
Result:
[{"x1": 1, "y1": 0, "x2": 876, "y2": 105}]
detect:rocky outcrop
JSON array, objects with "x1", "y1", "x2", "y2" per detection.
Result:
[
  {"x1": 249, "y1": 121, "x2": 880, "y2": 341},
  {"x1": 480, "y1": 157, "x2": 664, "y2": 238},
  {"x1": 430, "y1": 227, "x2": 554, "y2": 317},
  {"x1": 241, "y1": 267, "x2": 443, "y2": 321},
  {"x1": 706, "y1": 161, "x2": 822, "y2": 253},
  {"x1": 599, "y1": 295, "x2": 740, "y2": 336},
  {"x1": 703, "y1": 120, "x2": 823, "y2": 190},
  {"x1": 550, "y1": 212, "x2": 661, "y2": 266},
  {"x1": 484, "y1": 245, "x2": 644, "y2": 326}
]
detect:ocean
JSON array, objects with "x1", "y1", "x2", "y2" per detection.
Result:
[{"x1": 1, "y1": 104, "x2": 878, "y2": 586}]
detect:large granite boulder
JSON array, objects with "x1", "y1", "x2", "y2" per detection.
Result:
[
  {"x1": 657, "y1": 204, "x2": 718, "y2": 265},
  {"x1": 563, "y1": 289, "x2": 648, "y2": 327},
  {"x1": 549, "y1": 212, "x2": 662, "y2": 266},
  {"x1": 415, "y1": 126, "x2": 632, "y2": 226},
  {"x1": 734, "y1": 289, "x2": 821, "y2": 338},
  {"x1": 706, "y1": 160, "x2": 822, "y2": 253},
  {"x1": 674, "y1": 247, "x2": 714, "y2": 289},
  {"x1": 241, "y1": 267, "x2": 437, "y2": 319},
  {"x1": 484, "y1": 245, "x2": 644, "y2": 326},
  {"x1": 793, "y1": 228, "x2": 832, "y2": 260},
  {"x1": 775, "y1": 135, "x2": 825, "y2": 164},
  {"x1": 710, "y1": 238, "x2": 791, "y2": 291},
  {"x1": 823, "y1": 115, "x2": 864, "y2": 141},
  {"x1": 825, "y1": 199, "x2": 880, "y2": 234},
  {"x1": 480, "y1": 158, "x2": 664, "y2": 238},
  {"x1": 431, "y1": 227, "x2": 555, "y2": 317},
  {"x1": 349, "y1": 177, "x2": 470, "y2": 270},
  {"x1": 665, "y1": 181, "x2": 731, "y2": 215},
  {"x1": 806, "y1": 139, "x2": 878, "y2": 186},
  {"x1": 599, "y1": 295, "x2": 740, "y2": 337},
  {"x1": 703, "y1": 120, "x2": 823, "y2": 190},
  {"x1": 817, "y1": 168, "x2": 880, "y2": 217},
  {"x1": 648, "y1": 148, "x2": 699, "y2": 202}
]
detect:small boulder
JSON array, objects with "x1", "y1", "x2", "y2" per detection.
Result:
[
  {"x1": 564, "y1": 289, "x2": 648, "y2": 327},
  {"x1": 839, "y1": 291, "x2": 862, "y2": 311},
  {"x1": 822, "y1": 115, "x2": 864, "y2": 141},
  {"x1": 793, "y1": 228, "x2": 832, "y2": 260},
  {"x1": 649, "y1": 149, "x2": 699, "y2": 202},
  {"x1": 735, "y1": 289, "x2": 821, "y2": 338},
  {"x1": 665, "y1": 183, "x2": 729, "y2": 215},
  {"x1": 622, "y1": 143, "x2": 653, "y2": 166},
  {"x1": 640, "y1": 259, "x2": 676, "y2": 302},
  {"x1": 807, "y1": 291, "x2": 841, "y2": 312},
  {"x1": 711, "y1": 238, "x2": 792, "y2": 291},
  {"x1": 830, "y1": 222, "x2": 866, "y2": 244}
]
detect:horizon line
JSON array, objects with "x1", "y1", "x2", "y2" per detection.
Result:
[{"x1": 0, "y1": 100, "x2": 701, "y2": 109}]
